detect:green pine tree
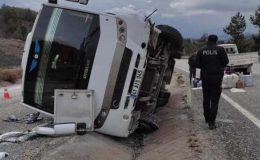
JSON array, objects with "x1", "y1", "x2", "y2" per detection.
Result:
[
  {"x1": 223, "y1": 12, "x2": 247, "y2": 52},
  {"x1": 250, "y1": 6, "x2": 260, "y2": 52}
]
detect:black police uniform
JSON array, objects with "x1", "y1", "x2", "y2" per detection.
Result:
[{"x1": 196, "y1": 42, "x2": 229, "y2": 127}]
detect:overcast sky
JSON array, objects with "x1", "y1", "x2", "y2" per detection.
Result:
[{"x1": 0, "y1": 0, "x2": 259, "y2": 39}]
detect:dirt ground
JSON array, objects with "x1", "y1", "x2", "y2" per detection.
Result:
[
  {"x1": 135, "y1": 71, "x2": 228, "y2": 160},
  {"x1": 135, "y1": 72, "x2": 199, "y2": 160},
  {"x1": 0, "y1": 38, "x2": 24, "y2": 57},
  {"x1": 0, "y1": 38, "x2": 24, "y2": 68},
  {"x1": 0, "y1": 38, "x2": 23, "y2": 86}
]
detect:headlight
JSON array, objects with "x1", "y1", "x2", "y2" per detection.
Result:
[
  {"x1": 119, "y1": 27, "x2": 125, "y2": 33},
  {"x1": 119, "y1": 35, "x2": 126, "y2": 42}
]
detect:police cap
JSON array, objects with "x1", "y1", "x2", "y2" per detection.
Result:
[{"x1": 207, "y1": 34, "x2": 218, "y2": 42}]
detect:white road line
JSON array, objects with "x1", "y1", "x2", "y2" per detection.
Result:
[
  {"x1": 221, "y1": 93, "x2": 260, "y2": 129},
  {"x1": 176, "y1": 65, "x2": 260, "y2": 129}
]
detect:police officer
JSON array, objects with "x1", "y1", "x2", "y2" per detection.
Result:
[
  {"x1": 196, "y1": 34, "x2": 229, "y2": 130},
  {"x1": 188, "y1": 53, "x2": 197, "y2": 85}
]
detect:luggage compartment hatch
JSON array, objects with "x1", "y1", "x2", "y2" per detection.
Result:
[{"x1": 54, "y1": 89, "x2": 95, "y2": 131}]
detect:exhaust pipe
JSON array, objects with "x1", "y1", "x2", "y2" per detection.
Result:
[{"x1": 34, "y1": 124, "x2": 76, "y2": 136}]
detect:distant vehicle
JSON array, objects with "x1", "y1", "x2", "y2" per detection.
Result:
[
  {"x1": 21, "y1": 2, "x2": 183, "y2": 137},
  {"x1": 219, "y1": 44, "x2": 259, "y2": 74}
]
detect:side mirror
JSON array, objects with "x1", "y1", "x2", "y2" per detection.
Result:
[
  {"x1": 79, "y1": 0, "x2": 88, "y2": 4},
  {"x1": 48, "y1": 0, "x2": 57, "y2": 4},
  {"x1": 65, "y1": 0, "x2": 89, "y2": 5}
]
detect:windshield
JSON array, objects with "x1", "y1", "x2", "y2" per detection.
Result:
[{"x1": 23, "y1": 5, "x2": 100, "y2": 113}]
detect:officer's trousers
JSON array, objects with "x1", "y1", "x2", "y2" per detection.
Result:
[
  {"x1": 202, "y1": 76, "x2": 222, "y2": 123},
  {"x1": 189, "y1": 67, "x2": 196, "y2": 84}
]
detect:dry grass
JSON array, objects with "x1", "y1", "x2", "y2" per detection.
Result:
[
  {"x1": 0, "y1": 68, "x2": 22, "y2": 83},
  {"x1": 177, "y1": 75, "x2": 185, "y2": 85},
  {"x1": 187, "y1": 135, "x2": 202, "y2": 153}
]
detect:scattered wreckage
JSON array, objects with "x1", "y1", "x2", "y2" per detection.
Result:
[{"x1": 20, "y1": 1, "x2": 183, "y2": 137}]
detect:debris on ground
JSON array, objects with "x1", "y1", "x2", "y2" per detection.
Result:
[
  {"x1": 0, "y1": 152, "x2": 9, "y2": 159},
  {"x1": 186, "y1": 133, "x2": 203, "y2": 153},
  {"x1": 138, "y1": 114, "x2": 160, "y2": 134},
  {"x1": 188, "y1": 135, "x2": 199, "y2": 147},
  {"x1": 0, "y1": 131, "x2": 38, "y2": 143},
  {"x1": 176, "y1": 74, "x2": 185, "y2": 85},
  {"x1": 230, "y1": 88, "x2": 246, "y2": 93},
  {"x1": 3, "y1": 112, "x2": 42, "y2": 124}
]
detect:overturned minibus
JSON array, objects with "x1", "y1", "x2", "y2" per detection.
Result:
[{"x1": 21, "y1": 2, "x2": 183, "y2": 137}]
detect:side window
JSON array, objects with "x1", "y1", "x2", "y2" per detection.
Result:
[
  {"x1": 225, "y1": 48, "x2": 228, "y2": 53},
  {"x1": 230, "y1": 47, "x2": 234, "y2": 53},
  {"x1": 24, "y1": 5, "x2": 100, "y2": 113}
]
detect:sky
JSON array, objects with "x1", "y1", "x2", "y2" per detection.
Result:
[{"x1": 0, "y1": 0, "x2": 259, "y2": 39}]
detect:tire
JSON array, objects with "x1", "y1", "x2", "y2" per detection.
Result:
[
  {"x1": 148, "y1": 59, "x2": 161, "y2": 68},
  {"x1": 156, "y1": 90, "x2": 171, "y2": 107},
  {"x1": 243, "y1": 66, "x2": 252, "y2": 75},
  {"x1": 158, "y1": 90, "x2": 171, "y2": 99},
  {"x1": 138, "y1": 114, "x2": 159, "y2": 133},
  {"x1": 156, "y1": 97, "x2": 169, "y2": 107},
  {"x1": 243, "y1": 69, "x2": 250, "y2": 75},
  {"x1": 164, "y1": 59, "x2": 175, "y2": 84},
  {"x1": 156, "y1": 25, "x2": 183, "y2": 52},
  {"x1": 138, "y1": 96, "x2": 152, "y2": 102}
]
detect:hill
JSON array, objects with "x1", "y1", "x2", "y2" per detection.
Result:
[
  {"x1": 0, "y1": 38, "x2": 24, "y2": 68},
  {"x1": 0, "y1": 5, "x2": 37, "y2": 40},
  {"x1": 0, "y1": 5, "x2": 34, "y2": 67}
]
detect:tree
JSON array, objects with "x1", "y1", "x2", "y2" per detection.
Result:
[
  {"x1": 20, "y1": 25, "x2": 28, "y2": 40},
  {"x1": 223, "y1": 12, "x2": 247, "y2": 52},
  {"x1": 197, "y1": 33, "x2": 208, "y2": 48},
  {"x1": 199, "y1": 33, "x2": 208, "y2": 42},
  {"x1": 23, "y1": 9, "x2": 36, "y2": 22},
  {"x1": 250, "y1": 6, "x2": 260, "y2": 30},
  {"x1": 250, "y1": 6, "x2": 260, "y2": 52},
  {"x1": 13, "y1": 25, "x2": 23, "y2": 40},
  {"x1": 183, "y1": 39, "x2": 197, "y2": 56}
]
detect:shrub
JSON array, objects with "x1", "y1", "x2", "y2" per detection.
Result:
[{"x1": 0, "y1": 68, "x2": 22, "y2": 83}]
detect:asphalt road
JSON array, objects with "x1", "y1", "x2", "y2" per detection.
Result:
[
  {"x1": 0, "y1": 85, "x2": 21, "y2": 107},
  {"x1": 176, "y1": 59, "x2": 260, "y2": 160}
]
